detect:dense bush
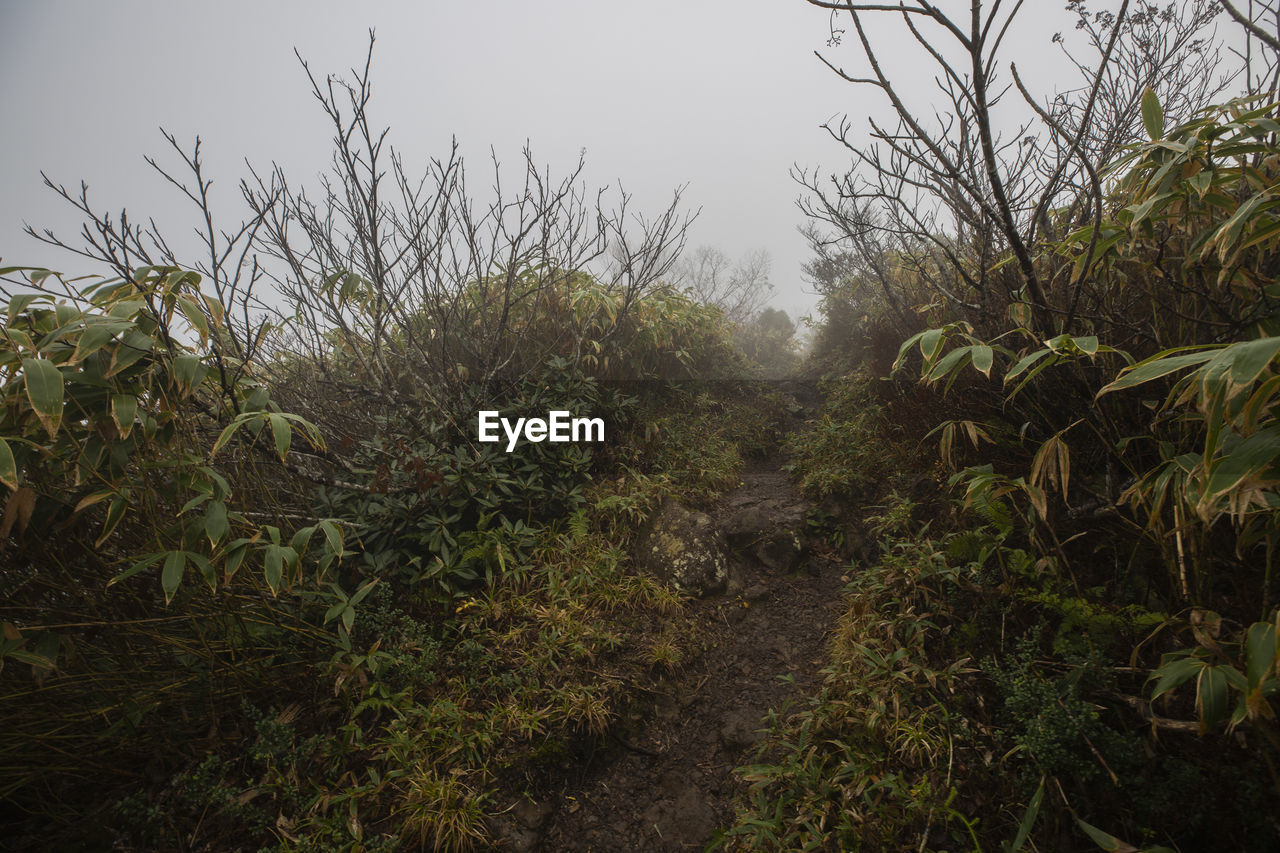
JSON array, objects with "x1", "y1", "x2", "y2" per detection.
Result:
[
  {"x1": 0, "y1": 257, "x2": 749, "y2": 849},
  {"x1": 0, "y1": 265, "x2": 345, "y2": 835},
  {"x1": 0, "y1": 35, "x2": 752, "y2": 847},
  {"x1": 773, "y1": 1, "x2": 1280, "y2": 846}
]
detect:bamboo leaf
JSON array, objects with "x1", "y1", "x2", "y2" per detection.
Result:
[
  {"x1": 1005, "y1": 348, "x2": 1052, "y2": 384},
  {"x1": 171, "y1": 352, "x2": 210, "y2": 397},
  {"x1": 1202, "y1": 428, "x2": 1280, "y2": 503},
  {"x1": 268, "y1": 413, "x2": 291, "y2": 462},
  {"x1": 0, "y1": 438, "x2": 16, "y2": 491},
  {"x1": 1097, "y1": 351, "x2": 1217, "y2": 396},
  {"x1": 288, "y1": 529, "x2": 314, "y2": 573},
  {"x1": 1076, "y1": 818, "x2": 1139, "y2": 852},
  {"x1": 223, "y1": 539, "x2": 251, "y2": 582},
  {"x1": 318, "y1": 519, "x2": 343, "y2": 556},
  {"x1": 69, "y1": 321, "x2": 125, "y2": 364},
  {"x1": 325, "y1": 600, "x2": 347, "y2": 624},
  {"x1": 177, "y1": 294, "x2": 209, "y2": 343},
  {"x1": 209, "y1": 413, "x2": 257, "y2": 459},
  {"x1": 190, "y1": 552, "x2": 215, "y2": 592},
  {"x1": 349, "y1": 578, "x2": 379, "y2": 607},
  {"x1": 892, "y1": 329, "x2": 929, "y2": 373},
  {"x1": 107, "y1": 552, "x2": 163, "y2": 587},
  {"x1": 1141, "y1": 87, "x2": 1165, "y2": 140},
  {"x1": 22, "y1": 357, "x2": 64, "y2": 438},
  {"x1": 1245, "y1": 621, "x2": 1278, "y2": 691},
  {"x1": 1150, "y1": 654, "x2": 1204, "y2": 700},
  {"x1": 1010, "y1": 778, "x2": 1044, "y2": 852},
  {"x1": 205, "y1": 501, "x2": 229, "y2": 546},
  {"x1": 971, "y1": 345, "x2": 994, "y2": 377},
  {"x1": 161, "y1": 550, "x2": 186, "y2": 605},
  {"x1": 107, "y1": 329, "x2": 154, "y2": 377},
  {"x1": 94, "y1": 495, "x2": 128, "y2": 547},
  {"x1": 919, "y1": 327, "x2": 944, "y2": 368},
  {"x1": 1197, "y1": 664, "x2": 1229, "y2": 730},
  {"x1": 111, "y1": 394, "x2": 138, "y2": 440},
  {"x1": 1206, "y1": 193, "x2": 1266, "y2": 261},
  {"x1": 264, "y1": 544, "x2": 283, "y2": 596},
  {"x1": 1073, "y1": 335, "x2": 1099, "y2": 355},
  {"x1": 1200, "y1": 337, "x2": 1280, "y2": 402},
  {"x1": 925, "y1": 345, "x2": 972, "y2": 384},
  {"x1": 6, "y1": 293, "x2": 44, "y2": 324},
  {"x1": 1240, "y1": 375, "x2": 1280, "y2": 433}
]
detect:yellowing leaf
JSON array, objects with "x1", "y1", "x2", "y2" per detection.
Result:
[
  {"x1": 111, "y1": 395, "x2": 138, "y2": 439},
  {"x1": 0, "y1": 438, "x2": 17, "y2": 491},
  {"x1": 971, "y1": 345, "x2": 994, "y2": 377},
  {"x1": 0, "y1": 487, "x2": 36, "y2": 541}
]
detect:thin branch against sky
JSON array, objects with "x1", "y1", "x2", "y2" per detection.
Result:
[{"x1": 0, "y1": 1, "x2": 1183, "y2": 321}]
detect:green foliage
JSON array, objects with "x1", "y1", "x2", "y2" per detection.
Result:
[
  {"x1": 1095, "y1": 335, "x2": 1280, "y2": 607},
  {"x1": 786, "y1": 377, "x2": 898, "y2": 500},
  {"x1": 0, "y1": 30, "x2": 747, "y2": 843},
  {"x1": 0, "y1": 267, "x2": 364, "y2": 834},
  {"x1": 307, "y1": 272, "x2": 745, "y2": 604},
  {"x1": 0, "y1": 248, "x2": 742, "y2": 847},
  {"x1": 1148, "y1": 611, "x2": 1280, "y2": 736},
  {"x1": 886, "y1": 90, "x2": 1280, "y2": 681},
  {"x1": 990, "y1": 636, "x2": 1126, "y2": 781},
  {"x1": 1064, "y1": 94, "x2": 1280, "y2": 341},
  {"x1": 317, "y1": 359, "x2": 617, "y2": 599},
  {"x1": 0, "y1": 266, "x2": 336, "y2": 608},
  {"x1": 631, "y1": 395, "x2": 741, "y2": 504},
  {"x1": 793, "y1": 90, "x2": 1280, "y2": 852}
]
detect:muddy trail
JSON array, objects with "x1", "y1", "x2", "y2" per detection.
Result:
[{"x1": 524, "y1": 385, "x2": 848, "y2": 852}]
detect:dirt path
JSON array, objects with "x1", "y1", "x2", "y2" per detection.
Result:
[{"x1": 534, "y1": 393, "x2": 845, "y2": 852}]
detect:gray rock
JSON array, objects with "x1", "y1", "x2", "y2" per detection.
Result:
[
  {"x1": 725, "y1": 562, "x2": 746, "y2": 597},
  {"x1": 719, "y1": 708, "x2": 765, "y2": 751},
  {"x1": 512, "y1": 798, "x2": 553, "y2": 830},
  {"x1": 757, "y1": 531, "x2": 805, "y2": 573},
  {"x1": 635, "y1": 499, "x2": 730, "y2": 597},
  {"x1": 490, "y1": 797, "x2": 552, "y2": 852},
  {"x1": 721, "y1": 498, "x2": 807, "y2": 574},
  {"x1": 722, "y1": 505, "x2": 774, "y2": 549}
]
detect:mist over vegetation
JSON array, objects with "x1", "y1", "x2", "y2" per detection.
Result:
[{"x1": 3, "y1": 2, "x2": 1280, "y2": 850}]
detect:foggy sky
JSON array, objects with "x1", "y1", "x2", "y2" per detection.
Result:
[{"x1": 1, "y1": 2, "x2": 1148, "y2": 322}]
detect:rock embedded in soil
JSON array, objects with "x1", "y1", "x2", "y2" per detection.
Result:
[
  {"x1": 720, "y1": 496, "x2": 807, "y2": 574},
  {"x1": 634, "y1": 499, "x2": 730, "y2": 597},
  {"x1": 490, "y1": 796, "x2": 554, "y2": 852},
  {"x1": 719, "y1": 708, "x2": 765, "y2": 751}
]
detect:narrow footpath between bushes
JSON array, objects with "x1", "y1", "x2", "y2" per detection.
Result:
[{"x1": 523, "y1": 385, "x2": 848, "y2": 852}]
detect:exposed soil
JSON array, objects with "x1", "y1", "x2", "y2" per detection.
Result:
[{"x1": 526, "y1": 387, "x2": 847, "y2": 852}]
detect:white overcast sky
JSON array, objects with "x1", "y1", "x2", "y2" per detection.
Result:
[{"x1": 0, "y1": 1, "x2": 1193, "y2": 321}]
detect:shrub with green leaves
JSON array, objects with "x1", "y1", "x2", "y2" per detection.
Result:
[
  {"x1": 786, "y1": 376, "x2": 898, "y2": 501},
  {"x1": 305, "y1": 272, "x2": 743, "y2": 601},
  {"x1": 790, "y1": 89, "x2": 1280, "y2": 851},
  {"x1": 0, "y1": 265, "x2": 349, "y2": 827}
]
